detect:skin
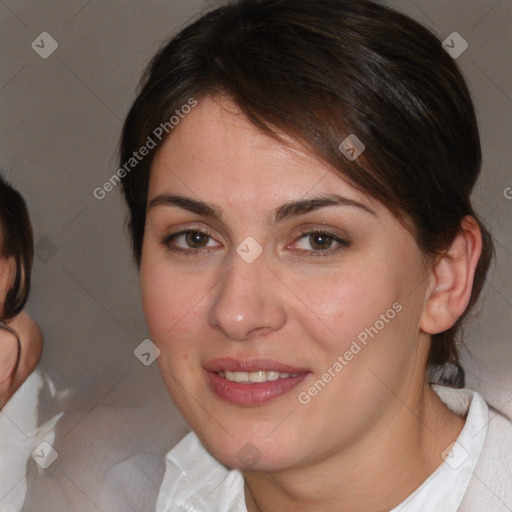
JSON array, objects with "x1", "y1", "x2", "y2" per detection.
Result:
[
  {"x1": 140, "y1": 96, "x2": 481, "y2": 511},
  {"x1": 0, "y1": 253, "x2": 43, "y2": 409}
]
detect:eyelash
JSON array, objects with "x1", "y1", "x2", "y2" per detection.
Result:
[
  {"x1": 293, "y1": 228, "x2": 350, "y2": 257},
  {"x1": 161, "y1": 228, "x2": 350, "y2": 258}
]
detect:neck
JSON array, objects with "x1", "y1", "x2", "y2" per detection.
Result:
[{"x1": 244, "y1": 382, "x2": 465, "y2": 512}]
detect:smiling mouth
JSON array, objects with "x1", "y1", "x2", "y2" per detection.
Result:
[
  {"x1": 204, "y1": 358, "x2": 310, "y2": 405},
  {"x1": 216, "y1": 370, "x2": 300, "y2": 383}
]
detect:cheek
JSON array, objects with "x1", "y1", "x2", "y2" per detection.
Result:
[
  {"x1": 291, "y1": 271, "x2": 422, "y2": 429},
  {"x1": 139, "y1": 251, "x2": 208, "y2": 409},
  {"x1": 0, "y1": 257, "x2": 14, "y2": 294},
  {"x1": 0, "y1": 259, "x2": 15, "y2": 317},
  {"x1": 288, "y1": 249, "x2": 425, "y2": 397},
  {"x1": 287, "y1": 259, "x2": 401, "y2": 355},
  {"x1": 139, "y1": 249, "x2": 211, "y2": 352}
]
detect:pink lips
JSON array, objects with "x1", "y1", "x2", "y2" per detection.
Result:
[{"x1": 204, "y1": 357, "x2": 310, "y2": 406}]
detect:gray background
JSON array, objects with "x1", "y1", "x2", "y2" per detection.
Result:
[{"x1": 0, "y1": 0, "x2": 511, "y2": 510}]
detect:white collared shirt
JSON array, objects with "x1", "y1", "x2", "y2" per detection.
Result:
[
  {"x1": 0, "y1": 367, "x2": 63, "y2": 512},
  {"x1": 156, "y1": 385, "x2": 512, "y2": 512}
]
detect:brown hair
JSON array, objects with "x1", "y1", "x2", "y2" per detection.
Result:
[
  {"x1": 0, "y1": 174, "x2": 34, "y2": 320},
  {"x1": 119, "y1": 0, "x2": 493, "y2": 386}
]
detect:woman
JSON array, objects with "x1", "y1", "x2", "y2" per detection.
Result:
[
  {"x1": 0, "y1": 174, "x2": 56, "y2": 512},
  {"x1": 0, "y1": 174, "x2": 43, "y2": 408},
  {"x1": 119, "y1": 0, "x2": 511, "y2": 510}
]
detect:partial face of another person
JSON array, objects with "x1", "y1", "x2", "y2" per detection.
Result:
[
  {"x1": 0, "y1": 228, "x2": 43, "y2": 408},
  {"x1": 0, "y1": 251, "x2": 18, "y2": 404},
  {"x1": 140, "y1": 96, "x2": 434, "y2": 471}
]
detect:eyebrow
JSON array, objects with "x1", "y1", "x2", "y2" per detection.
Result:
[{"x1": 147, "y1": 193, "x2": 376, "y2": 224}]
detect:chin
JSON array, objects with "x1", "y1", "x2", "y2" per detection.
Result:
[{"x1": 193, "y1": 420, "x2": 308, "y2": 472}]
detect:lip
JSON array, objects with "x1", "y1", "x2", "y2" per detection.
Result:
[{"x1": 204, "y1": 358, "x2": 311, "y2": 406}]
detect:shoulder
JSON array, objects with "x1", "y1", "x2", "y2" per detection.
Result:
[
  {"x1": 0, "y1": 323, "x2": 18, "y2": 394},
  {"x1": 10, "y1": 312, "x2": 44, "y2": 391}
]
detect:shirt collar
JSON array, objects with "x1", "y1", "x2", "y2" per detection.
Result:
[
  {"x1": 156, "y1": 431, "x2": 246, "y2": 512},
  {"x1": 390, "y1": 385, "x2": 489, "y2": 512}
]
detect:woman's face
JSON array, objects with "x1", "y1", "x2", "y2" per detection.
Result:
[{"x1": 140, "y1": 96, "x2": 433, "y2": 471}]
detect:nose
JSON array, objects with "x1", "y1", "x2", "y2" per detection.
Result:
[{"x1": 207, "y1": 250, "x2": 287, "y2": 341}]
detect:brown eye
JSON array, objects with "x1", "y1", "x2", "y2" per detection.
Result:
[
  {"x1": 291, "y1": 229, "x2": 349, "y2": 257},
  {"x1": 309, "y1": 232, "x2": 334, "y2": 251},
  {"x1": 162, "y1": 229, "x2": 220, "y2": 256},
  {"x1": 184, "y1": 231, "x2": 210, "y2": 248}
]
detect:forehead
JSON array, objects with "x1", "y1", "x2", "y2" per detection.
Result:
[{"x1": 148, "y1": 96, "x2": 376, "y2": 211}]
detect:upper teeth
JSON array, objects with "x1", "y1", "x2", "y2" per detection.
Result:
[{"x1": 218, "y1": 370, "x2": 299, "y2": 383}]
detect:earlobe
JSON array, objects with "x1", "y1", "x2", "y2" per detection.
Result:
[{"x1": 420, "y1": 216, "x2": 482, "y2": 335}]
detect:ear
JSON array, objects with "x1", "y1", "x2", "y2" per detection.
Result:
[{"x1": 420, "y1": 216, "x2": 482, "y2": 335}]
